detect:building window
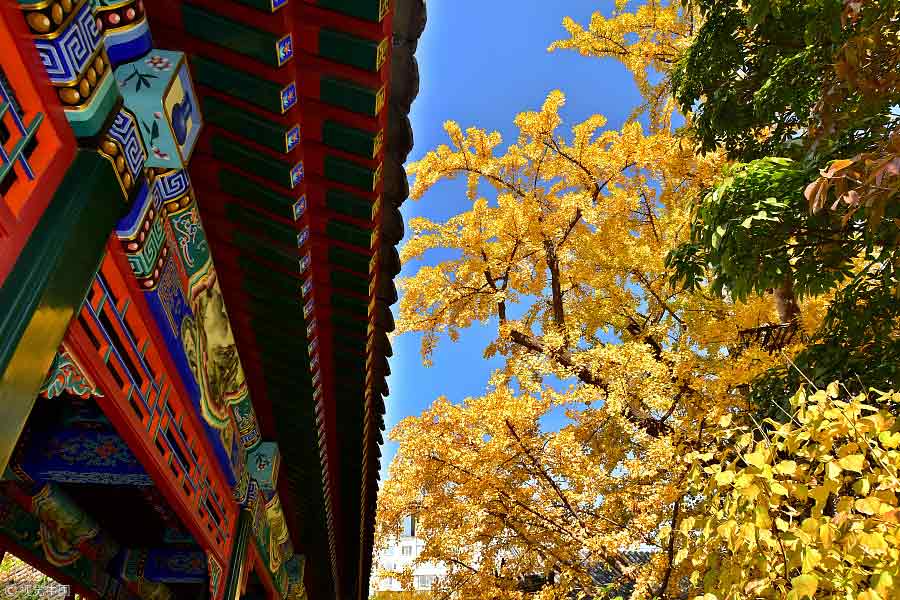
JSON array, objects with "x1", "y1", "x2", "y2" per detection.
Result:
[
  {"x1": 401, "y1": 545, "x2": 413, "y2": 556},
  {"x1": 415, "y1": 575, "x2": 437, "y2": 590},
  {"x1": 401, "y1": 515, "x2": 416, "y2": 537}
]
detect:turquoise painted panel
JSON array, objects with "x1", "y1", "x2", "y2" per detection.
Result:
[
  {"x1": 248, "y1": 442, "x2": 280, "y2": 500},
  {"x1": 114, "y1": 50, "x2": 203, "y2": 168}
]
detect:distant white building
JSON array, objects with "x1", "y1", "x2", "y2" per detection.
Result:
[{"x1": 371, "y1": 516, "x2": 447, "y2": 594}]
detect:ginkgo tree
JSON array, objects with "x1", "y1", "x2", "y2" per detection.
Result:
[{"x1": 375, "y1": 2, "x2": 900, "y2": 599}]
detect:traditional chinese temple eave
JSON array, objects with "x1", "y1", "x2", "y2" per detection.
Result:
[
  {"x1": 140, "y1": 0, "x2": 425, "y2": 597},
  {"x1": 0, "y1": 0, "x2": 424, "y2": 597}
]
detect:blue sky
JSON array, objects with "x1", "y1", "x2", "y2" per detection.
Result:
[{"x1": 382, "y1": 1, "x2": 644, "y2": 471}]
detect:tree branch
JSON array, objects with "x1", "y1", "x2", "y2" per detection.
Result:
[
  {"x1": 504, "y1": 419, "x2": 586, "y2": 529},
  {"x1": 543, "y1": 240, "x2": 567, "y2": 332},
  {"x1": 428, "y1": 455, "x2": 579, "y2": 542},
  {"x1": 558, "y1": 208, "x2": 583, "y2": 248},
  {"x1": 639, "y1": 189, "x2": 661, "y2": 244},
  {"x1": 481, "y1": 250, "x2": 507, "y2": 322},
  {"x1": 651, "y1": 497, "x2": 681, "y2": 599},
  {"x1": 631, "y1": 270, "x2": 685, "y2": 326},
  {"x1": 506, "y1": 328, "x2": 671, "y2": 437}
]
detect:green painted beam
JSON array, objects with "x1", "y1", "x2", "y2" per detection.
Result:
[
  {"x1": 255, "y1": 336, "x2": 310, "y2": 360},
  {"x1": 183, "y1": 4, "x2": 292, "y2": 67},
  {"x1": 225, "y1": 204, "x2": 297, "y2": 247},
  {"x1": 256, "y1": 351, "x2": 312, "y2": 376},
  {"x1": 323, "y1": 120, "x2": 382, "y2": 159},
  {"x1": 256, "y1": 338, "x2": 307, "y2": 361},
  {"x1": 330, "y1": 270, "x2": 368, "y2": 295},
  {"x1": 212, "y1": 134, "x2": 300, "y2": 190},
  {"x1": 223, "y1": 509, "x2": 253, "y2": 600},
  {"x1": 232, "y1": 231, "x2": 297, "y2": 271},
  {"x1": 314, "y1": 0, "x2": 389, "y2": 23},
  {"x1": 326, "y1": 188, "x2": 376, "y2": 221},
  {"x1": 244, "y1": 288, "x2": 302, "y2": 316},
  {"x1": 0, "y1": 150, "x2": 126, "y2": 474},
  {"x1": 332, "y1": 315, "x2": 367, "y2": 337},
  {"x1": 191, "y1": 55, "x2": 295, "y2": 114},
  {"x1": 249, "y1": 317, "x2": 307, "y2": 340},
  {"x1": 332, "y1": 293, "x2": 368, "y2": 318},
  {"x1": 260, "y1": 365, "x2": 314, "y2": 387},
  {"x1": 320, "y1": 77, "x2": 384, "y2": 117},
  {"x1": 329, "y1": 246, "x2": 369, "y2": 274},
  {"x1": 228, "y1": 0, "x2": 287, "y2": 15},
  {"x1": 203, "y1": 96, "x2": 300, "y2": 155},
  {"x1": 242, "y1": 285, "x2": 306, "y2": 312},
  {"x1": 324, "y1": 155, "x2": 379, "y2": 191},
  {"x1": 318, "y1": 29, "x2": 387, "y2": 72},
  {"x1": 326, "y1": 219, "x2": 372, "y2": 249},
  {"x1": 333, "y1": 332, "x2": 366, "y2": 351},
  {"x1": 220, "y1": 168, "x2": 302, "y2": 219},
  {"x1": 336, "y1": 355, "x2": 366, "y2": 374},
  {"x1": 252, "y1": 328, "x2": 309, "y2": 354},
  {"x1": 241, "y1": 265, "x2": 300, "y2": 296},
  {"x1": 241, "y1": 277, "x2": 301, "y2": 303}
]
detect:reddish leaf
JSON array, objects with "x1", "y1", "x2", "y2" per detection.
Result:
[
  {"x1": 805, "y1": 178, "x2": 826, "y2": 213},
  {"x1": 823, "y1": 158, "x2": 856, "y2": 178}
]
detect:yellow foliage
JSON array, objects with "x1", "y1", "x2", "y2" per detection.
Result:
[
  {"x1": 374, "y1": 4, "x2": 900, "y2": 600},
  {"x1": 383, "y1": 83, "x2": 828, "y2": 598},
  {"x1": 681, "y1": 386, "x2": 900, "y2": 599},
  {"x1": 548, "y1": 2, "x2": 696, "y2": 126}
]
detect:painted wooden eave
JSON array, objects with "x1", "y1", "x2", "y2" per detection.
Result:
[
  {"x1": 355, "y1": 1, "x2": 426, "y2": 596},
  {"x1": 143, "y1": 0, "x2": 426, "y2": 598}
]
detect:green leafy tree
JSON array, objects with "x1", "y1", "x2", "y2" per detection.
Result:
[{"x1": 667, "y1": 0, "x2": 900, "y2": 412}]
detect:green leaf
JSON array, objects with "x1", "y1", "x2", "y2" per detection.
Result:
[{"x1": 122, "y1": 67, "x2": 138, "y2": 84}]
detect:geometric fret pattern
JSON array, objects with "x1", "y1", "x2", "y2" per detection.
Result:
[
  {"x1": 67, "y1": 249, "x2": 237, "y2": 572},
  {"x1": 107, "y1": 108, "x2": 146, "y2": 181},
  {"x1": 33, "y1": 0, "x2": 102, "y2": 85},
  {"x1": 153, "y1": 168, "x2": 190, "y2": 203},
  {"x1": 0, "y1": 68, "x2": 41, "y2": 187}
]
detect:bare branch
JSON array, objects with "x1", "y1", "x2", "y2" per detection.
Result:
[
  {"x1": 651, "y1": 497, "x2": 681, "y2": 599},
  {"x1": 504, "y1": 419, "x2": 586, "y2": 529}
]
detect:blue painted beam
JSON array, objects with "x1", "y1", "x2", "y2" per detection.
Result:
[
  {"x1": 118, "y1": 548, "x2": 208, "y2": 584},
  {"x1": 13, "y1": 401, "x2": 152, "y2": 486}
]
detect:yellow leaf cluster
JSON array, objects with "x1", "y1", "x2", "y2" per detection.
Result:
[
  {"x1": 548, "y1": 2, "x2": 695, "y2": 125},
  {"x1": 684, "y1": 386, "x2": 900, "y2": 599}
]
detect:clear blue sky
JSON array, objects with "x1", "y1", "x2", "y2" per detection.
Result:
[{"x1": 383, "y1": 1, "x2": 644, "y2": 471}]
